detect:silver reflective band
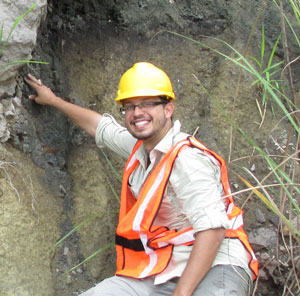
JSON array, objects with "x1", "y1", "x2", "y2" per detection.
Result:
[{"x1": 120, "y1": 102, "x2": 167, "y2": 115}]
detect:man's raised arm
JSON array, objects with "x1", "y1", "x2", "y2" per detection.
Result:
[{"x1": 24, "y1": 74, "x2": 102, "y2": 137}]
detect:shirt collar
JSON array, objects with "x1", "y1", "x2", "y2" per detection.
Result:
[{"x1": 153, "y1": 120, "x2": 181, "y2": 154}]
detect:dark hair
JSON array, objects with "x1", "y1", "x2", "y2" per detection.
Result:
[
  {"x1": 159, "y1": 96, "x2": 170, "y2": 103},
  {"x1": 159, "y1": 96, "x2": 173, "y2": 121}
]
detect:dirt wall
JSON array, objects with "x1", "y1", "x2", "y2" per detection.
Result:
[{"x1": 1, "y1": 0, "x2": 299, "y2": 295}]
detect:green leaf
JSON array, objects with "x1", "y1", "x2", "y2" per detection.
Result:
[
  {"x1": 100, "y1": 148, "x2": 122, "y2": 183},
  {"x1": 260, "y1": 23, "x2": 265, "y2": 66},
  {"x1": 267, "y1": 32, "x2": 282, "y2": 69},
  {"x1": 65, "y1": 242, "x2": 115, "y2": 274},
  {"x1": 261, "y1": 61, "x2": 283, "y2": 75},
  {"x1": 3, "y1": 60, "x2": 48, "y2": 66},
  {"x1": 250, "y1": 56, "x2": 262, "y2": 68},
  {"x1": 51, "y1": 211, "x2": 117, "y2": 250}
]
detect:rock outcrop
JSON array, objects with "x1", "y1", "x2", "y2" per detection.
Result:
[
  {"x1": 0, "y1": 1, "x2": 299, "y2": 295},
  {"x1": 0, "y1": 0, "x2": 47, "y2": 97}
]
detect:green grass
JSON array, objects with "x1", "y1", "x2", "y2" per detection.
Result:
[
  {"x1": 159, "y1": 1, "x2": 299, "y2": 294},
  {"x1": 51, "y1": 1, "x2": 299, "y2": 293},
  {"x1": 52, "y1": 149, "x2": 121, "y2": 275},
  {"x1": 251, "y1": 23, "x2": 283, "y2": 120}
]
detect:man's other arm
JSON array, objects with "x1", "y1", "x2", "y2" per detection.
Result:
[{"x1": 172, "y1": 228, "x2": 225, "y2": 296}]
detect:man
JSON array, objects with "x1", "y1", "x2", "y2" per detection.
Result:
[{"x1": 25, "y1": 62, "x2": 258, "y2": 296}]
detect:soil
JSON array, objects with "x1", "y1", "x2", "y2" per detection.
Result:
[{"x1": 2, "y1": 0, "x2": 299, "y2": 295}]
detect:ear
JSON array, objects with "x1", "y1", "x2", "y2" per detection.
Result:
[{"x1": 164, "y1": 102, "x2": 174, "y2": 119}]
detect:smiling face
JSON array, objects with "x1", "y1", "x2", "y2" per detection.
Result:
[{"x1": 123, "y1": 96, "x2": 174, "y2": 152}]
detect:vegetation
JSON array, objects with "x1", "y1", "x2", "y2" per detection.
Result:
[
  {"x1": 0, "y1": 1, "x2": 47, "y2": 68},
  {"x1": 51, "y1": 0, "x2": 299, "y2": 295},
  {"x1": 165, "y1": 0, "x2": 300, "y2": 294},
  {"x1": 52, "y1": 149, "x2": 121, "y2": 274},
  {"x1": 250, "y1": 23, "x2": 283, "y2": 124}
]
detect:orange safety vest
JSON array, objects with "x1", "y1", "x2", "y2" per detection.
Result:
[{"x1": 115, "y1": 136, "x2": 259, "y2": 280}]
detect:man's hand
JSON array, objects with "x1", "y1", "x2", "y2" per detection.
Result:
[
  {"x1": 24, "y1": 73, "x2": 102, "y2": 137},
  {"x1": 24, "y1": 74, "x2": 58, "y2": 106}
]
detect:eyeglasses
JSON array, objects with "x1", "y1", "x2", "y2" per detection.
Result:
[{"x1": 120, "y1": 101, "x2": 167, "y2": 115}]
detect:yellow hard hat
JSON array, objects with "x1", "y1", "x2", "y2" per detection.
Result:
[{"x1": 115, "y1": 62, "x2": 175, "y2": 103}]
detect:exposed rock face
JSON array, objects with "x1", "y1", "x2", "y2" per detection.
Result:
[
  {"x1": 0, "y1": 144, "x2": 62, "y2": 296},
  {"x1": 0, "y1": 1, "x2": 299, "y2": 296},
  {"x1": 0, "y1": 0, "x2": 47, "y2": 97},
  {"x1": 0, "y1": 1, "x2": 60, "y2": 295}
]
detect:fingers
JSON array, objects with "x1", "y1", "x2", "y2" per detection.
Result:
[
  {"x1": 28, "y1": 73, "x2": 42, "y2": 85},
  {"x1": 29, "y1": 94, "x2": 37, "y2": 100},
  {"x1": 24, "y1": 74, "x2": 43, "y2": 102},
  {"x1": 25, "y1": 74, "x2": 43, "y2": 87}
]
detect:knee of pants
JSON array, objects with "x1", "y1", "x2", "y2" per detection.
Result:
[
  {"x1": 193, "y1": 265, "x2": 252, "y2": 296},
  {"x1": 79, "y1": 276, "x2": 155, "y2": 296}
]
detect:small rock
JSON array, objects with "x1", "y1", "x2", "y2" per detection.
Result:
[
  {"x1": 59, "y1": 184, "x2": 67, "y2": 197},
  {"x1": 66, "y1": 274, "x2": 72, "y2": 285},
  {"x1": 260, "y1": 252, "x2": 270, "y2": 262},
  {"x1": 279, "y1": 245, "x2": 285, "y2": 251},
  {"x1": 4, "y1": 103, "x2": 16, "y2": 118},
  {"x1": 12, "y1": 97, "x2": 22, "y2": 108},
  {"x1": 255, "y1": 208, "x2": 266, "y2": 223},
  {"x1": 248, "y1": 227, "x2": 277, "y2": 251},
  {"x1": 261, "y1": 286, "x2": 270, "y2": 295},
  {"x1": 282, "y1": 216, "x2": 299, "y2": 236},
  {"x1": 0, "y1": 117, "x2": 10, "y2": 142},
  {"x1": 233, "y1": 183, "x2": 239, "y2": 189},
  {"x1": 269, "y1": 215, "x2": 280, "y2": 227},
  {"x1": 296, "y1": 256, "x2": 300, "y2": 271},
  {"x1": 259, "y1": 269, "x2": 269, "y2": 281},
  {"x1": 63, "y1": 247, "x2": 69, "y2": 256}
]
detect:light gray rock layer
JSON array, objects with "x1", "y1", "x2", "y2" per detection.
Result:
[{"x1": 0, "y1": 0, "x2": 47, "y2": 97}]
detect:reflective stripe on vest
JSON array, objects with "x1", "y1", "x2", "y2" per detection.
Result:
[{"x1": 115, "y1": 137, "x2": 259, "y2": 280}]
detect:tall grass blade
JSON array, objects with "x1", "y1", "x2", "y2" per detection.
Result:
[
  {"x1": 261, "y1": 62, "x2": 283, "y2": 75},
  {"x1": 236, "y1": 172, "x2": 300, "y2": 242},
  {"x1": 250, "y1": 56, "x2": 262, "y2": 68},
  {"x1": 65, "y1": 242, "x2": 115, "y2": 274},
  {"x1": 165, "y1": 31, "x2": 300, "y2": 135},
  {"x1": 1, "y1": 60, "x2": 48, "y2": 68},
  {"x1": 273, "y1": 0, "x2": 300, "y2": 47},
  {"x1": 289, "y1": 0, "x2": 300, "y2": 24},
  {"x1": 51, "y1": 211, "x2": 116, "y2": 250},
  {"x1": 100, "y1": 148, "x2": 122, "y2": 183},
  {"x1": 192, "y1": 74, "x2": 300, "y2": 214},
  {"x1": 107, "y1": 178, "x2": 120, "y2": 203},
  {"x1": 267, "y1": 32, "x2": 282, "y2": 69},
  {"x1": 260, "y1": 23, "x2": 265, "y2": 68}
]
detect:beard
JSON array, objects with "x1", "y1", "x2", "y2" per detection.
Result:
[{"x1": 125, "y1": 114, "x2": 169, "y2": 142}]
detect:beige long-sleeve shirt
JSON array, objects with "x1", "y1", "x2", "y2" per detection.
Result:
[{"x1": 95, "y1": 114, "x2": 252, "y2": 284}]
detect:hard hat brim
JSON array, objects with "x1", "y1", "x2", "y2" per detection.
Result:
[{"x1": 115, "y1": 89, "x2": 175, "y2": 104}]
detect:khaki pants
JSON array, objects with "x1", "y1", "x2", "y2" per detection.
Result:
[{"x1": 79, "y1": 265, "x2": 252, "y2": 296}]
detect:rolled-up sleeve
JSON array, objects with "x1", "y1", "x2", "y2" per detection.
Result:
[
  {"x1": 169, "y1": 147, "x2": 230, "y2": 233},
  {"x1": 95, "y1": 114, "x2": 137, "y2": 159}
]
